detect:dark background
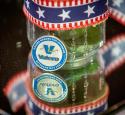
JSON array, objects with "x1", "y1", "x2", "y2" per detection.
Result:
[{"x1": 0, "y1": 0, "x2": 125, "y2": 114}]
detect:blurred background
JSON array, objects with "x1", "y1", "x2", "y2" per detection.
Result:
[
  {"x1": 0, "y1": 0, "x2": 125, "y2": 114},
  {"x1": 0, "y1": 0, "x2": 30, "y2": 114}
]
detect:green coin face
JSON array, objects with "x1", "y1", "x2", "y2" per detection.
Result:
[{"x1": 33, "y1": 73, "x2": 68, "y2": 103}]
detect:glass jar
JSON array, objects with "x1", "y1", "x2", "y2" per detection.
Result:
[
  {"x1": 28, "y1": 51, "x2": 106, "y2": 107},
  {"x1": 27, "y1": 20, "x2": 106, "y2": 69},
  {"x1": 24, "y1": 0, "x2": 109, "y2": 114}
]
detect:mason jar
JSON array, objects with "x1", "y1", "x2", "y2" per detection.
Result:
[
  {"x1": 27, "y1": 51, "x2": 108, "y2": 106},
  {"x1": 23, "y1": 0, "x2": 109, "y2": 114},
  {"x1": 27, "y1": 21, "x2": 106, "y2": 69}
]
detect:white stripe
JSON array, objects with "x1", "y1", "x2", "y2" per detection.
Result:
[
  {"x1": 36, "y1": 20, "x2": 39, "y2": 24},
  {"x1": 77, "y1": 108, "x2": 82, "y2": 112},
  {"x1": 48, "y1": 2, "x2": 52, "y2": 7},
  {"x1": 88, "y1": 0, "x2": 92, "y2": 3},
  {"x1": 72, "y1": 1, "x2": 75, "y2": 6},
  {"x1": 81, "y1": 106, "x2": 86, "y2": 111},
  {"x1": 66, "y1": 23, "x2": 70, "y2": 28},
  {"x1": 54, "y1": 24, "x2": 57, "y2": 29},
  {"x1": 49, "y1": 23, "x2": 52, "y2": 28},
  {"x1": 87, "y1": 106, "x2": 92, "y2": 111},
  {"x1": 92, "y1": 104, "x2": 96, "y2": 109},
  {"x1": 71, "y1": 22, "x2": 75, "y2": 28},
  {"x1": 93, "y1": 17, "x2": 96, "y2": 23},
  {"x1": 66, "y1": 109, "x2": 71, "y2": 114},
  {"x1": 39, "y1": 0, "x2": 42, "y2": 6},
  {"x1": 60, "y1": 2, "x2": 64, "y2": 7},
  {"x1": 43, "y1": 1, "x2": 47, "y2": 6},
  {"x1": 113, "y1": 10, "x2": 117, "y2": 16},
  {"x1": 50, "y1": 108, "x2": 54, "y2": 113},
  {"x1": 66, "y1": 1, "x2": 70, "y2": 6},
  {"x1": 82, "y1": 20, "x2": 86, "y2": 25},
  {"x1": 55, "y1": 109, "x2": 59, "y2": 114},
  {"x1": 36, "y1": 0, "x2": 38, "y2": 4},
  {"x1": 88, "y1": 19, "x2": 91, "y2": 24},
  {"x1": 97, "y1": 103, "x2": 101, "y2": 108},
  {"x1": 41, "y1": 105, "x2": 44, "y2": 110},
  {"x1": 54, "y1": 2, "x2": 58, "y2": 7},
  {"x1": 45, "y1": 107, "x2": 49, "y2": 112},
  {"x1": 40, "y1": 21, "x2": 43, "y2": 26},
  {"x1": 77, "y1": 21, "x2": 81, "y2": 26},
  {"x1": 44, "y1": 22, "x2": 47, "y2": 28},
  {"x1": 121, "y1": 16, "x2": 125, "y2": 22},
  {"x1": 78, "y1": 0, "x2": 81, "y2": 5},
  {"x1": 117, "y1": 13, "x2": 122, "y2": 19},
  {"x1": 60, "y1": 109, "x2": 65, "y2": 114},
  {"x1": 32, "y1": 17, "x2": 35, "y2": 22},
  {"x1": 101, "y1": 14, "x2": 104, "y2": 19},
  {"x1": 72, "y1": 109, "x2": 76, "y2": 113},
  {"x1": 60, "y1": 23, "x2": 64, "y2": 29}
]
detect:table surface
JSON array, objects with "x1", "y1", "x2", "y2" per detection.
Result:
[{"x1": 0, "y1": 1, "x2": 125, "y2": 115}]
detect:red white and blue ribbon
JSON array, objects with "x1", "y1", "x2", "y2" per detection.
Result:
[
  {"x1": 109, "y1": 0, "x2": 125, "y2": 26},
  {"x1": 25, "y1": 93, "x2": 108, "y2": 115},
  {"x1": 23, "y1": 0, "x2": 109, "y2": 30},
  {"x1": 100, "y1": 34, "x2": 125, "y2": 75},
  {"x1": 3, "y1": 71, "x2": 28, "y2": 112}
]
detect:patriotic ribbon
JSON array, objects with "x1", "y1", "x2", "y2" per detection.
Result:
[
  {"x1": 100, "y1": 34, "x2": 125, "y2": 75},
  {"x1": 25, "y1": 96, "x2": 108, "y2": 115},
  {"x1": 109, "y1": 0, "x2": 125, "y2": 26},
  {"x1": 23, "y1": 0, "x2": 109, "y2": 30},
  {"x1": 3, "y1": 70, "x2": 28, "y2": 112}
]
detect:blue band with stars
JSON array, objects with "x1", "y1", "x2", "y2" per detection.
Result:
[
  {"x1": 109, "y1": 0, "x2": 125, "y2": 26},
  {"x1": 99, "y1": 34, "x2": 125, "y2": 75},
  {"x1": 23, "y1": 0, "x2": 109, "y2": 30},
  {"x1": 26, "y1": 97, "x2": 108, "y2": 115}
]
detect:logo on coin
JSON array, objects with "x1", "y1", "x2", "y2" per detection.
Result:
[
  {"x1": 32, "y1": 35, "x2": 67, "y2": 71},
  {"x1": 33, "y1": 73, "x2": 68, "y2": 102}
]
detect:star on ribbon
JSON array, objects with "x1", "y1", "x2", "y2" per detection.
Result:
[
  {"x1": 58, "y1": 9, "x2": 71, "y2": 21},
  {"x1": 87, "y1": 111, "x2": 94, "y2": 115},
  {"x1": 28, "y1": 101, "x2": 33, "y2": 109},
  {"x1": 39, "y1": 111, "x2": 45, "y2": 115},
  {"x1": 104, "y1": 104, "x2": 108, "y2": 110},
  {"x1": 84, "y1": 5, "x2": 95, "y2": 17},
  {"x1": 111, "y1": 46, "x2": 121, "y2": 57},
  {"x1": 105, "y1": 0, "x2": 109, "y2": 6},
  {"x1": 25, "y1": 0, "x2": 30, "y2": 9},
  {"x1": 36, "y1": 7, "x2": 45, "y2": 19},
  {"x1": 12, "y1": 92, "x2": 18, "y2": 100},
  {"x1": 112, "y1": 0, "x2": 124, "y2": 7}
]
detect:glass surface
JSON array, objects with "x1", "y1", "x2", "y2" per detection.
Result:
[
  {"x1": 27, "y1": 20, "x2": 105, "y2": 69},
  {"x1": 27, "y1": 18, "x2": 106, "y2": 107},
  {"x1": 28, "y1": 52, "x2": 106, "y2": 107}
]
